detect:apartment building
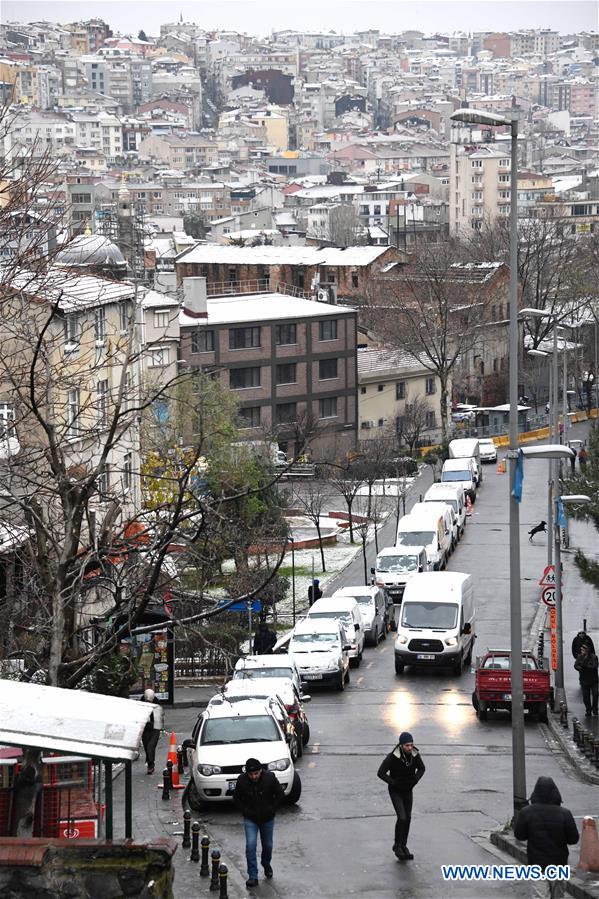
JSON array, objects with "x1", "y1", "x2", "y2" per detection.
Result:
[
  {"x1": 178, "y1": 280, "x2": 358, "y2": 459},
  {"x1": 70, "y1": 112, "x2": 123, "y2": 162},
  {"x1": 449, "y1": 129, "x2": 512, "y2": 235},
  {"x1": 138, "y1": 133, "x2": 218, "y2": 170}
]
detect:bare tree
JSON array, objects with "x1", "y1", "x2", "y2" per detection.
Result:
[
  {"x1": 396, "y1": 397, "x2": 431, "y2": 454},
  {"x1": 292, "y1": 482, "x2": 327, "y2": 572},
  {"x1": 324, "y1": 462, "x2": 365, "y2": 544}
]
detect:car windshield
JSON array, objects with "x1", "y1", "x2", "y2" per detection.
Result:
[
  {"x1": 442, "y1": 470, "x2": 470, "y2": 482},
  {"x1": 427, "y1": 497, "x2": 458, "y2": 512},
  {"x1": 401, "y1": 602, "x2": 459, "y2": 629},
  {"x1": 352, "y1": 595, "x2": 374, "y2": 606},
  {"x1": 377, "y1": 554, "x2": 418, "y2": 573},
  {"x1": 200, "y1": 714, "x2": 281, "y2": 745},
  {"x1": 309, "y1": 610, "x2": 352, "y2": 629},
  {"x1": 291, "y1": 632, "x2": 339, "y2": 645},
  {"x1": 233, "y1": 667, "x2": 294, "y2": 680},
  {"x1": 397, "y1": 531, "x2": 434, "y2": 546}
]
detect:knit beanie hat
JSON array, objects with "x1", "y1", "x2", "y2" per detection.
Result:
[
  {"x1": 399, "y1": 731, "x2": 414, "y2": 745},
  {"x1": 245, "y1": 758, "x2": 262, "y2": 772}
]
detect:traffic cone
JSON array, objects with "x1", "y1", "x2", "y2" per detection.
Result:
[
  {"x1": 579, "y1": 816, "x2": 599, "y2": 871},
  {"x1": 167, "y1": 731, "x2": 184, "y2": 789},
  {"x1": 497, "y1": 460, "x2": 503, "y2": 474},
  {"x1": 466, "y1": 495, "x2": 473, "y2": 517}
]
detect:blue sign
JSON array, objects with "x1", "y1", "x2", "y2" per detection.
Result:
[{"x1": 216, "y1": 599, "x2": 262, "y2": 613}]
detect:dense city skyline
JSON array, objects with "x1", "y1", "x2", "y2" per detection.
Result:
[{"x1": 5, "y1": 0, "x2": 598, "y2": 36}]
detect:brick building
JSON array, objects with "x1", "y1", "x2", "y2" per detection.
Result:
[{"x1": 175, "y1": 244, "x2": 399, "y2": 301}]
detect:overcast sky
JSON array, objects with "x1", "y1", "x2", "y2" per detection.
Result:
[{"x1": 4, "y1": 1, "x2": 598, "y2": 38}]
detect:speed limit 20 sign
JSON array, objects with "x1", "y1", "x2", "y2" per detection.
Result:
[{"x1": 542, "y1": 586, "x2": 556, "y2": 607}]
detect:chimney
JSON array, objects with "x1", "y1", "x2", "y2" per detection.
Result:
[{"x1": 182, "y1": 277, "x2": 208, "y2": 319}]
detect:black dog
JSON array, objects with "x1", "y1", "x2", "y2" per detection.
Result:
[{"x1": 528, "y1": 520, "x2": 547, "y2": 541}]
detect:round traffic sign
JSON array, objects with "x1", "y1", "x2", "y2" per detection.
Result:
[{"x1": 542, "y1": 586, "x2": 556, "y2": 606}]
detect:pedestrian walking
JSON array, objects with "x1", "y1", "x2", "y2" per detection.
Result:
[
  {"x1": 569, "y1": 448, "x2": 577, "y2": 475},
  {"x1": 233, "y1": 757, "x2": 285, "y2": 888},
  {"x1": 579, "y1": 446, "x2": 588, "y2": 471},
  {"x1": 307, "y1": 578, "x2": 322, "y2": 607},
  {"x1": 377, "y1": 731, "x2": 425, "y2": 861},
  {"x1": 253, "y1": 619, "x2": 277, "y2": 654},
  {"x1": 141, "y1": 688, "x2": 164, "y2": 775},
  {"x1": 572, "y1": 630, "x2": 595, "y2": 658},
  {"x1": 514, "y1": 776, "x2": 579, "y2": 899},
  {"x1": 574, "y1": 644, "x2": 599, "y2": 717}
]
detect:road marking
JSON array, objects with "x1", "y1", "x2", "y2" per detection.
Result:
[
  {"x1": 366, "y1": 661, "x2": 373, "y2": 669},
  {"x1": 357, "y1": 676, "x2": 364, "y2": 685},
  {"x1": 311, "y1": 742, "x2": 320, "y2": 754}
]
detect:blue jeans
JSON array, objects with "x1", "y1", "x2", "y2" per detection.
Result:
[{"x1": 244, "y1": 817, "x2": 275, "y2": 880}]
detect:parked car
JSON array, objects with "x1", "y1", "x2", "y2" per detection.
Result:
[
  {"x1": 394, "y1": 571, "x2": 476, "y2": 676},
  {"x1": 472, "y1": 650, "x2": 549, "y2": 722},
  {"x1": 372, "y1": 545, "x2": 429, "y2": 609},
  {"x1": 184, "y1": 696, "x2": 301, "y2": 810},
  {"x1": 478, "y1": 438, "x2": 498, "y2": 464},
  {"x1": 423, "y1": 483, "x2": 466, "y2": 537},
  {"x1": 232, "y1": 654, "x2": 304, "y2": 696},
  {"x1": 306, "y1": 595, "x2": 365, "y2": 666},
  {"x1": 288, "y1": 619, "x2": 351, "y2": 690},
  {"x1": 211, "y1": 688, "x2": 302, "y2": 761},
  {"x1": 332, "y1": 585, "x2": 388, "y2": 645},
  {"x1": 221, "y1": 676, "x2": 311, "y2": 750}
]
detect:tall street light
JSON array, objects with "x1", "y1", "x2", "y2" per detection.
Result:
[
  {"x1": 528, "y1": 347, "x2": 554, "y2": 566},
  {"x1": 451, "y1": 107, "x2": 524, "y2": 815}
]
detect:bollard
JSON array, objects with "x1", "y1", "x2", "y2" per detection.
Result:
[
  {"x1": 559, "y1": 701, "x2": 568, "y2": 729},
  {"x1": 210, "y1": 849, "x2": 221, "y2": 891},
  {"x1": 190, "y1": 821, "x2": 200, "y2": 863},
  {"x1": 594, "y1": 740, "x2": 599, "y2": 769},
  {"x1": 167, "y1": 759, "x2": 173, "y2": 783},
  {"x1": 581, "y1": 729, "x2": 591, "y2": 755},
  {"x1": 200, "y1": 835, "x2": 210, "y2": 877},
  {"x1": 219, "y1": 864, "x2": 228, "y2": 899},
  {"x1": 178, "y1": 745, "x2": 186, "y2": 773},
  {"x1": 182, "y1": 810, "x2": 191, "y2": 849},
  {"x1": 572, "y1": 717, "x2": 580, "y2": 745},
  {"x1": 585, "y1": 732, "x2": 595, "y2": 759},
  {"x1": 161, "y1": 766, "x2": 171, "y2": 801}
]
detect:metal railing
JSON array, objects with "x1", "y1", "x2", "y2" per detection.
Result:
[{"x1": 206, "y1": 279, "x2": 309, "y2": 299}]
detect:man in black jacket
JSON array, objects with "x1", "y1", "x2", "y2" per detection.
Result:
[
  {"x1": 572, "y1": 631, "x2": 595, "y2": 659},
  {"x1": 377, "y1": 731, "x2": 425, "y2": 861},
  {"x1": 514, "y1": 776, "x2": 578, "y2": 898},
  {"x1": 575, "y1": 644, "x2": 599, "y2": 716},
  {"x1": 233, "y1": 758, "x2": 285, "y2": 888},
  {"x1": 253, "y1": 621, "x2": 277, "y2": 655}
]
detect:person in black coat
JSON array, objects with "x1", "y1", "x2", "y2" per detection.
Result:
[
  {"x1": 253, "y1": 621, "x2": 277, "y2": 654},
  {"x1": 377, "y1": 731, "x2": 425, "y2": 861},
  {"x1": 514, "y1": 776, "x2": 578, "y2": 894},
  {"x1": 233, "y1": 758, "x2": 285, "y2": 888},
  {"x1": 575, "y1": 644, "x2": 599, "y2": 716},
  {"x1": 572, "y1": 631, "x2": 595, "y2": 659},
  {"x1": 307, "y1": 579, "x2": 323, "y2": 607}
]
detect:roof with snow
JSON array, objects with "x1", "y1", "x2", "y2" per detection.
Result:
[
  {"x1": 357, "y1": 347, "x2": 425, "y2": 377},
  {"x1": 180, "y1": 292, "x2": 355, "y2": 327},
  {"x1": 177, "y1": 244, "x2": 391, "y2": 267}
]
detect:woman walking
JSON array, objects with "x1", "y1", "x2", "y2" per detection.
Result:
[{"x1": 377, "y1": 731, "x2": 425, "y2": 861}]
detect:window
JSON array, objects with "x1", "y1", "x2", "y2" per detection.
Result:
[
  {"x1": 276, "y1": 402, "x2": 297, "y2": 424},
  {"x1": 276, "y1": 323, "x2": 297, "y2": 346},
  {"x1": 319, "y1": 397, "x2": 338, "y2": 418},
  {"x1": 96, "y1": 464, "x2": 110, "y2": 500},
  {"x1": 471, "y1": 160, "x2": 483, "y2": 168},
  {"x1": 67, "y1": 388, "x2": 80, "y2": 438},
  {"x1": 378, "y1": 418, "x2": 384, "y2": 427},
  {"x1": 64, "y1": 314, "x2": 79, "y2": 346},
  {"x1": 191, "y1": 329, "x2": 214, "y2": 353},
  {"x1": 230, "y1": 367, "x2": 261, "y2": 389},
  {"x1": 276, "y1": 363, "x2": 297, "y2": 385},
  {"x1": 327, "y1": 272, "x2": 336, "y2": 284},
  {"x1": 154, "y1": 310, "x2": 169, "y2": 330},
  {"x1": 97, "y1": 379, "x2": 109, "y2": 428},
  {"x1": 319, "y1": 358, "x2": 338, "y2": 380},
  {"x1": 122, "y1": 371, "x2": 132, "y2": 412},
  {"x1": 360, "y1": 386, "x2": 366, "y2": 395},
  {"x1": 123, "y1": 452, "x2": 132, "y2": 491},
  {"x1": 377, "y1": 383, "x2": 384, "y2": 392},
  {"x1": 396, "y1": 381, "x2": 406, "y2": 400},
  {"x1": 119, "y1": 301, "x2": 129, "y2": 334},
  {"x1": 373, "y1": 205, "x2": 381, "y2": 215},
  {"x1": 238, "y1": 406, "x2": 261, "y2": 428},
  {"x1": 148, "y1": 347, "x2": 168, "y2": 367},
  {"x1": 94, "y1": 306, "x2": 106, "y2": 343},
  {"x1": 351, "y1": 271, "x2": 359, "y2": 288},
  {"x1": 499, "y1": 159, "x2": 510, "y2": 167},
  {"x1": 499, "y1": 174, "x2": 510, "y2": 183},
  {"x1": 425, "y1": 410, "x2": 436, "y2": 429},
  {"x1": 319, "y1": 319, "x2": 338, "y2": 341},
  {"x1": 0, "y1": 403, "x2": 15, "y2": 439},
  {"x1": 425, "y1": 377, "x2": 436, "y2": 396},
  {"x1": 229, "y1": 326, "x2": 260, "y2": 350}
]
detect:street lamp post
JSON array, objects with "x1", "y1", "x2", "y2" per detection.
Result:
[
  {"x1": 451, "y1": 107, "x2": 525, "y2": 816},
  {"x1": 528, "y1": 348, "x2": 554, "y2": 566}
]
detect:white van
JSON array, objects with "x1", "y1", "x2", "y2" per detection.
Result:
[
  {"x1": 424, "y1": 483, "x2": 466, "y2": 537},
  {"x1": 441, "y1": 458, "x2": 477, "y2": 499},
  {"x1": 372, "y1": 545, "x2": 429, "y2": 605},
  {"x1": 396, "y1": 515, "x2": 445, "y2": 571},
  {"x1": 306, "y1": 595, "x2": 365, "y2": 666},
  {"x1": 449, "y1": 438, "x2": 482, "y2": 486},
  {"x1": 409, "y1": 501, "x2": 457, "y2": 554},
  {"x1": 332, "y1": 585, "x2": 387, "y2": 646},
  {"x1": 393, "y1": 571, "x2": 476, "y2": 676}
]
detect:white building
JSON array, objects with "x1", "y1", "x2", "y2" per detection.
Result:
[{"x1": 450, "y1": 125, "x2": 512, "y2": 235}]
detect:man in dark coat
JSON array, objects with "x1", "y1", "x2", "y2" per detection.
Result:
[
  {"x1": 377, "y1": 731, "x2": 425, "y2": 861},
  {"x1": 572, "y1": 631, "x2": 595, "y2": 658},
  {"x1": 575, "y1": 644, "x2": 599, "y2": 717},
  {"x1": 307, "y1": 578, "x2": 323, "y2": 607},
  {"x1": 253, "y1": 621, "x2": 277, "y2": 655},
  {"x1": 233, "y1": 757, "x2": 285, "y2": 888},
  {"x1": 514, "y1": 776, "x2": 578, "y2": 898}
]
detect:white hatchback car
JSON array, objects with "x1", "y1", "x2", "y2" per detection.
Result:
[
  {"x1": 288, "y1": 619, "x2": 351, "y2": 690},
  {"x1": 185, "y1": 696, "x2": 301, "y2": 810},
  {"x1": 232, "y1": 654, "x2": 304, "y2": 695},
  {"x1": 479, "y1": 438, "x2": 498, "y2": 463}
]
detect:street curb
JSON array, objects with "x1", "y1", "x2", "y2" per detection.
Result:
[{"x1": 490, "y1": 831, "x2": 599, "y2": 899}]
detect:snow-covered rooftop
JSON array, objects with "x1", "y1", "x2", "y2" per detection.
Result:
[
  {"x1": 177, "y1": 244, "x2": 390, "y2": 267},
  {"x1": 180, "y1": 293, "x2": 355, "y2": 327}
]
